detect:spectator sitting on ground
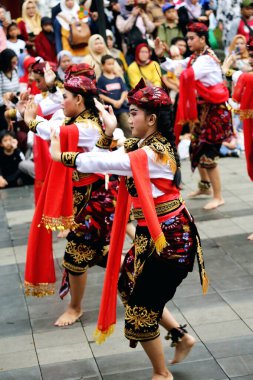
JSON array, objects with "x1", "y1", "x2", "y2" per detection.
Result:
[
  {"x1": 97, "y1": 54, "x2": 132, "y2": 138},
  {"x1": 0, "y1": 131, "x2": 33, "y2": 189},
  {"x1": 219, "y1": 134, "x2": 241, "y2": 158},
  {"x1": 35, "y1": 17, "x2": 57, "y2": 63},
  {"x1": 6, "y1": 22, "x2": 26, "y2": 57},
  {"x1": 127, "y1": 42, "x2": 162, "y2": 88},
  {"x1": 157, "y1": 3, "x2": 183, "y2": 56}
]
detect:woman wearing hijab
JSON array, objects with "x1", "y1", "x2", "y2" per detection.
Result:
[
  {"x1": 17, "y1": 0, "x2": 41, "y2": 56},
  {"x1": 83, "y1": 34, "x2": 122, "y2": 79},
  {"x1": 35, "y1": 17, "x2": 57, "y2": 62},
  {"x1": 127, "y1": 42, "x2": 162, "y2": 89},
  {"x1": 57, "y1": 50, "x2": 73, "y2": 82},
  {"x1": 54, "y1": 0, "x2": 89, "y2": 63}
]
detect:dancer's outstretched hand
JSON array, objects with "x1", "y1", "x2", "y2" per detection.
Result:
[
  {"x1": 50, "y1": 128, "x2": 61, "y2": 162},
  {"x1": 154, "y1": 37, "x2": 165, "y2": 58},
  {"x1": 44, "y1": 62, "x2": 56, "y2": 87},
  {"x1": 94, "y1": 98, "x2": 117, "y2": 137},
  {"x1": 24, "y1": 99, "x2": 38, "y2": 126}
]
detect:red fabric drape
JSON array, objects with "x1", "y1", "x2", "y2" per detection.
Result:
[
  {"x1": 25, "y1": 124, "x2": 79, "y2": 296},
  {"x1": 94, "y1": 149, "x2": 168, "y2": 343},
  {"x1": 233, "y1": 73, "x2": 253, "y2": 181}
]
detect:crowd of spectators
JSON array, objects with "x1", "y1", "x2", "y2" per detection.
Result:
[{"x1": 0, "y1": 0, "x2": 252, "y2": 188}]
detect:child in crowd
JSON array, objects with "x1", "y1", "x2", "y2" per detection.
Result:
[
  {"x1": 6, "y1": 22, "x2": 26, "y2": 57},
  {"x1": 97, "y1": 54, "x2": 132, "y2": 137},
  {"x1": 0, "y1": 131, "x2": 33, "y2": 188},
  {"x1": 157, "y1": 3, "x2": 183, "y2": 57}
]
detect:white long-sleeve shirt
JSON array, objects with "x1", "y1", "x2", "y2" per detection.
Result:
[
  {"x1": 74, "y1": 145, "x2": 174, "y2": 198},
  {"x1": 36, "y1": 116, "x2": 101, "y2": 152},
  {"x1": 160, "y1": 54, "x2": 223, "y2": 87}
]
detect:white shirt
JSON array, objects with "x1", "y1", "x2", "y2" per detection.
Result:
[
  {"x1": 6, "y1": 39, "x2": 26, "y2": 56},
  {"x1": 160, "y1": 54, "x2": 223, "y2": 86}
]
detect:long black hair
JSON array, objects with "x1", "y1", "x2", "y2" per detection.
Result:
[
  {"x1": 70, "y1": 92, "x2": 102, "y2": 127},
  {"x1": 0, "y1": 48, "x2": 17, "y2": 73},
  {"x1": 145, "y1": 105, "x2": 181, "y2": 188}
]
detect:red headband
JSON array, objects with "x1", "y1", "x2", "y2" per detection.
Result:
[
  {"x1": 187, "y1": 22, "x2": 208, "y2": 34},
  {"x1": 65, "y1": 63, "x2": 96, "y2": 81},
  {"x1": 64, "y1": 75, "x2": 98, "y2": 95},
  {"x1": 128, "y1": 78, "x2": 171, "y2": 108},
  {"x1": 31, "y1": 61, "x2": 57, "y2": 75}
]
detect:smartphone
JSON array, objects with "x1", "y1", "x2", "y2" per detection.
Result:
[{"x1": 235, "y1": 47, "x2": 241, "y2": 55}]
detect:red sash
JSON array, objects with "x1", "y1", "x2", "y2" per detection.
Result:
[
  {"x1": 24, "y1": 124, "x2": 79, "y2": 297},
  {"x1": 94, "y1": 149, "x2": 168, "y2": 343}
]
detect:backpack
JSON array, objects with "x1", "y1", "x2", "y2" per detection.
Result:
[{"x1": 58, "y1": 15, "x2": 91, "y2": 49}]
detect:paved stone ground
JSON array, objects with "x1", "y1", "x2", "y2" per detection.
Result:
[{"x1": 0, "y1": 155, "x2": 253, "y2": 380}]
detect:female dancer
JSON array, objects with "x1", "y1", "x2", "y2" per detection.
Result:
[
  {"x1": 50, "y1": 79, "x2": 208, "y2": 379},
  {"x1": 155, "y1": 22, "x2": 233, "y2": 210},
  {"x1": 24, "y1": 73, "x2": 118, "y2": 326}
]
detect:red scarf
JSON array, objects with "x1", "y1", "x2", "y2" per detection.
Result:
[
  {"x1": 175, "y1": 66, "x2": 229, "y2": 144},
  {"x1": 233, "y1": 73, "x2": 253, "y2": 181},
  {"x1": 94, "y1": 149, "x2": 167, "y2": 343},
  {"x1": 24, "y1": 124, "x2": 79, "y2": 296}
]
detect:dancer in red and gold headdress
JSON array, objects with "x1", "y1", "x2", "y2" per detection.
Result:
[
  {"x1": 50, "y1": 78, "x2": 209, "y2": 378},
  {"x1": 232, "y1": 37, "x2": 253, "y2": 240},
  {"x1": 155, "y1": 22, "x2": 233, "y2": 210}
]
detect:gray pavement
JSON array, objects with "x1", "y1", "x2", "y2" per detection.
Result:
[{"x1": 0, "y1": 155, "x2": 253, "y2": 380}]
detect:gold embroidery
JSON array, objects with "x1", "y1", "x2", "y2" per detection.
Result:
[
  {"x1": 124, "y1": 138, "x2": 140, "y2": 152},
  {"x1": 62, "y1": 260, "x2": 88, "y2": 273},
  {"x1": 65, "y1": 241, "x2": 96, "y2": 264},
  {"x1": 61, "y1": 152, "x2": 79, "y2": 167},
  {"x1": 133, "y1": 198, "x2": 183, "y2": 220},
  {"x1": 73, "y1": 190, "x2": 84, "y2": 206},
  {"x1": 125, "y1": 305, "x2": 160, "y2": 330},
  {"x1": 239, "y1": 109, "x2": 253, "y2": 120},
  {"x1": 125, "y1": 328, "x2": 160, "y2": 341},
  {"x1": 24, "y1": 281, "x2": 55, "y2": 297},
  {"x1": 28, "y1": 120, "x2": 42, "y2": 133},
  {"x1": 134, "y1": 234, "x2": 149, "y2": 279},
  {"x1": 40, "y1": 214, "x2": 79, "y2": 231},
  {"x1": 96, "y1": 133, "x2": 113, "y2": 149}
]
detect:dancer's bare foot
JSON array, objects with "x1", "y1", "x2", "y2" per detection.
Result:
[
  {"x1": 203, "y1": 198, "x2": 225, "y2": 210},
  {"x1": 57, "y1": 229, "x2": 70, "y2": 238},
  {"x1": 247, "y1": 233, "x2": 253, "y2": 241},
  {"x1": 188, "y1": 188, "x2": 212, "y2": 198},
  {"x1": 152, "y1": 372, "x2": 173, "y2": 380},
  {"x1": 54, "y1": 306, "x2": 83, "y2": 326},
  {"x1": 170, "y1": 334, "x2": 196, "y2": 365}
]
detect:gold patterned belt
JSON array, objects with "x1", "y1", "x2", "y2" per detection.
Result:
[
  {"x1": 133, "y1": 198, "x2": 183, "y2": 220},
  {"x1": 72, "y1": 170, "x2": 90, "y2": 182}
]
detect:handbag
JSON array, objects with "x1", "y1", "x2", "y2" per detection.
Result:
[
  {"x1": 69, "y1": 21, "x2": 91, "y2": 49},
  {"x1": 58, "y1": 14, "x2": 91, "y2": 49}
]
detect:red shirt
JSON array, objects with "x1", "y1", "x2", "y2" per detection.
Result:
[{"x1": 237, "y1": 18, "x2": 253, "y2": 41}]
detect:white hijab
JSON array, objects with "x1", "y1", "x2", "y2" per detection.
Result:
[{"x1": 56, "y1": 0, "x2": 80, "y2": 29}]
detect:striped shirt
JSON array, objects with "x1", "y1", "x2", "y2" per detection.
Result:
[{"x1": 0, "y1": 69, "x2": 20, "y2": 106}]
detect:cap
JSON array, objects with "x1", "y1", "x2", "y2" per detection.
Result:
[
  {"x1": 241, "y1": 0, "x2": 253, "y2": 7},
  {"x1": 162, "y1": 3, "x2": 175, "y2": 13}
]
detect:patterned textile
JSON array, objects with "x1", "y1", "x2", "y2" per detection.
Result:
[
  {"x1": 62, "y1": 179, "x2": 117, "y2": 276},
  {"x1": 128, "y1": 78, "x2": 171, "y2": 108},
  {"x1": 118, "y1": 210, "x2": 194, "y2": 344},
  {"x1": 190, "y1": 103, "x2": 233, "y2": 171}
]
